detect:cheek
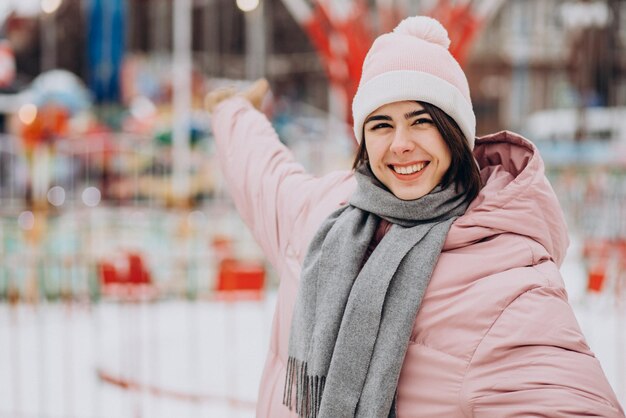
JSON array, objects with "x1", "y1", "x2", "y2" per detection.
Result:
[
  {"x1": 364, "y1": 139, "x2": 383, "y2": 163},
  {"x1": 434, "y1": 139, "x2": 452, "y2": 167}
]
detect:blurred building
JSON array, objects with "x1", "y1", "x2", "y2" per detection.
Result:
[
  {"x1": 1, "y1": 0, "x2": 84, "y2": 87},
  {"x1": 469, "y1": 0, "x2": 625, "y2": 134},
  {"x1": 126, "y1": 0, "x2": 328, "y2": 108},
  {"x1": 2, "y1": 0, "x2": 625, "y2": 134},
  {"x1": 123, "y1": 0, "x2": 626, "y2": 135}
]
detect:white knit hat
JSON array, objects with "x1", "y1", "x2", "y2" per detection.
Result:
[{"x1": 351, "y1": 16, "x2": 476, "y2": 148}]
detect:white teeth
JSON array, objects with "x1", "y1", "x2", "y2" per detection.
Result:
[{"x1": 392, "y1": 162, "x2": 427, "y2": 175}]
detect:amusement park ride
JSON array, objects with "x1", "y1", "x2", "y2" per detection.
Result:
[
  {"x1": 3, "y1": 0, "x2": 507, "y2": 298},
  {"x1": 3, "y1": 1, "x2": 624, "y2": 415},
  {"x1": 279, "y1": 0, "x2": 505, "y2": 123}
]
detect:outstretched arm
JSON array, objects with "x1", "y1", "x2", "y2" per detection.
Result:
[{"x1": 207, "y1": 81, "x2": 355, "y2": 272}]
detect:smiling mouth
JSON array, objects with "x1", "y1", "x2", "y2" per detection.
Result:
[{"x1": 389, "y1": 161, "x2": 429, "y2": 175}]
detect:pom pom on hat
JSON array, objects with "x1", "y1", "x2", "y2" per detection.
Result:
[
  {"x1": 352, "y1": 15, "x2": 476, "y2": 148},
  {"x1": 393, "y1": 16, "x2": 451, "y2": 49}
]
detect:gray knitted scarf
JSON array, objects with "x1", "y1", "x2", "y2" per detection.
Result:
[{"x1": 283, "y1": 164, "x2": 468, "y2": 418}]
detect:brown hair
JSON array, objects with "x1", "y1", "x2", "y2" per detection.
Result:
[{"x1": 352, "y1": 101, "x2": 482, "y2": 203}]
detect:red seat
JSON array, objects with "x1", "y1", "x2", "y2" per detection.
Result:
[{"x1": 215, "y1": 258, "x2": 265, "y2": 301}]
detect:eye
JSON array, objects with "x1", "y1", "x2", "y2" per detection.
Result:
[
  {"x1": 412, "y1": 117, "x2": 433, "y2": 126},
  {"x1": 368, "y1": 122, "x2": 393, "y2": 131}
]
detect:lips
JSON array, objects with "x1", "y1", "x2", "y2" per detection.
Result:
[{"x1": 388, "y1": 161, "x2": 430, "y2": 181}]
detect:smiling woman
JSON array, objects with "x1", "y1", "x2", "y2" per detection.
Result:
[
  {"x1": 355, "y1": 100, "x2": 481, "y2": 202},
  {"x1": 206, "y1": 14, "x2": 625, "y2": 418},
  {"x1": 362, "y1": 101, "x2": 452, "y2": 201}
]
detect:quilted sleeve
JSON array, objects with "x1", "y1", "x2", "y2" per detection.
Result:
[{"x1": 461, "y1": 285, "x2": 625, "y2": 417}]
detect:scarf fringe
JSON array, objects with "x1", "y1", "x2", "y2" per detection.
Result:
[{"x1": 283, "y1": 356, "x2": 326, "y2": 418}]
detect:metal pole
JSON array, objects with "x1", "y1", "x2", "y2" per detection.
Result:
[
  {"x1": 608, "y1": 0, "x2": 620, "y2": 106},
  {"x1": 172, "y1": 0, "x2": 192, "y2": 205},
  {"x1": 40, "y1": 10, "x2": 57, "y2": 72},
  {"x1": 204, "y1": 0, "x2": 221, "y2": 76},
  {"x1": 245, "y1": 1, "x2": 266, "y2": 80},
  {"x1": 152, "y1": 0, "x2": 169, "y2": 53}
]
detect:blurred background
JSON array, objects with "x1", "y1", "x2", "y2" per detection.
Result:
[{"x1": 0, "y1": 0, "x2": 624, "y2": 417}]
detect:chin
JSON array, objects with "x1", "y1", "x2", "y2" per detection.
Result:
[{"x1": 393, "y1": 188, "x2": 428, "y2": 201}]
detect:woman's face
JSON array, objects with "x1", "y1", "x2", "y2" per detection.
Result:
[{"x1": 363, "y1": 101, "x2": 451, "y2": 200}]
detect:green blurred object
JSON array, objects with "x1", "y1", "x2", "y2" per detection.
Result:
[
  {"x1": 94, "y1": 104, "x2": 127, "y2": 131},
  {"x1": 154, "y1": 125, "x2": 207, "y2": 147}
]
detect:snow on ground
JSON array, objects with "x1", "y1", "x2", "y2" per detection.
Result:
[
  {"x1": 558, "y1": 232, "x2": 626, "y2": 406},
  {"x1": 0, "y1": 295, "x2": 276, "y2": 418},
  {"x1": 0, "y1": 236, "x2": 624, "y2": 417}
]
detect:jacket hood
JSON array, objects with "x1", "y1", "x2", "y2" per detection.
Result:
[{"x1": 444, "y1": 131, "x2": 569, "y2": 266}]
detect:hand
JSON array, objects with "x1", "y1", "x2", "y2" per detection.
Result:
[
  {"x1": 204, "y1": 78, "x2": 270, "y2": 113},
  {"x1": 241, "y1": 78, "x2": 270, "y2": 111},
  {"x1": 204, "y1": 86, "x2": 236, "y2": 113}
]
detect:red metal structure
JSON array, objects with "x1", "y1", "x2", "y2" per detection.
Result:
[
  {"x1": 280, "y1": 0, "x2": 504, "y2": 128},
  {"x1": 0, "y1": 39, "x2": 15, "y2": 87}
]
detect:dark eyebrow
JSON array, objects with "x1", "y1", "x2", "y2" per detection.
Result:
[
  {"x1": 365, "y1": 109, "x2": 429, "y2": 125},
  {"x1": 364, "y1": 114, "x2": 392, "y2": 124},
  {"x1": 404, "y1": 109, "x2": 429, "y2": 119}
]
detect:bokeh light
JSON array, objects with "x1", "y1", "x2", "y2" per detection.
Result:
[
  {"x1": 18, "y1": 211, "x2": 35, "y2": 230},
  {"x1": 18, "y1": 104, "x2": 37, "y2": 125},
  {"x1": 129, "y1": 96, "x2": 157, "y2": 120},
  {"x1": 236, "y1": 0, "x2": 259, "y2": 13},
  {"x1": 82, "y1": 187, "x2": 101, "y2": 207},
  {"x1": 41, "y1": 0, "x2": 63, "y2": 14},
  {"x1": 47, "y1": 186, "x2": 66, "y2": 207}
]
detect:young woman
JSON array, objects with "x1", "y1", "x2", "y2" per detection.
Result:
[{"x1": 206, "y1": 16, "x2": 624, "y2": 418}]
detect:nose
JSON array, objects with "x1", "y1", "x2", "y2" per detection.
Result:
[{"x1": 389, "y1": 128, "x2": 415, "y2": 155}]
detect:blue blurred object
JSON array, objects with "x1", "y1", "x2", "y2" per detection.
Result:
[
  {"x1": 88, "y1": 0, "x2": 125, "y2": 103},
  {"x1": 29, "y1": 69, "x2": 92, "y2": 115},
  {"x1": 534, "y1": 141, "x2": 613, "y2": 167}
]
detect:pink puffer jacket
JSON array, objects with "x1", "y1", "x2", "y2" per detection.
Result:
[{"x1": 212, "y1": 97, "x2": 624, "y2": 418}]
